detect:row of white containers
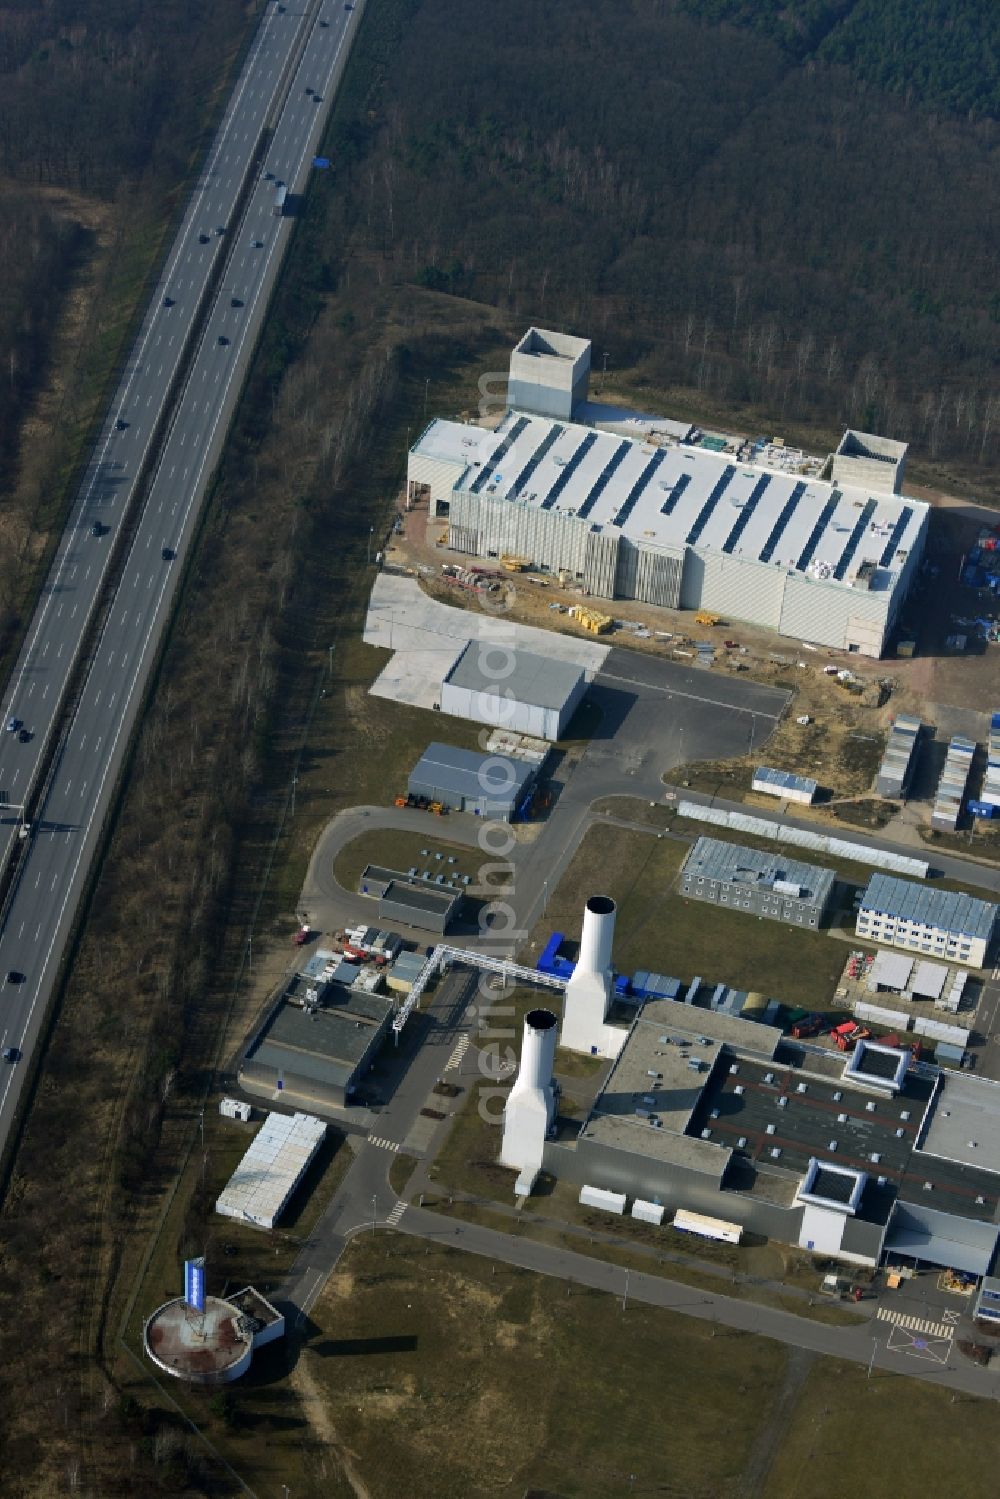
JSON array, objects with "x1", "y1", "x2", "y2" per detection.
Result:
[
  {"x1": 982, "y1": 712, "x2": 1000, "y2": 809},
  {"x1": 853, "y1": 1000, "x2": 968, "y2": 1047},
  {"x1": 930, "y1": 735, "x2": 975, "y2": 831}
]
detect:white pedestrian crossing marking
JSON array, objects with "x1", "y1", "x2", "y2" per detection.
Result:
[
  {"x1": 876, "y1": 1306, "x2": 953, "y2": 1339},
  {"x1": 445, "y1": 1034, "x2": 470, "y2": 1072},
  {"x1": 368, "y1": 1135, "x2": 400, "y2": 1153},
  {"x1": 386, "y1": 1201, "x2": 406, "y2": 1226}
]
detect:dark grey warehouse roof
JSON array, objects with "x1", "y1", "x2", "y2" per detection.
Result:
[
  {"x1": 683, "y1": 836, "x2": 835, "y2": 904},
  {"x1": 861, "y1": 873, "x2": 997, "y2": 942},
  {"x1": 444, "y1": 640, "x2": 584, "y2": 710},
  {"x1": 410, "y1": 742, "x2": 535, "y2": 803},
  {"x1": 247, "y1": 987, "x2": 393, "y2": 1089}
]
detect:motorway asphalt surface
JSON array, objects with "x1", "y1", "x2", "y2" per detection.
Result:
[{"x1": 0, "y1": 0, "x2": 362, "y2": 1138}]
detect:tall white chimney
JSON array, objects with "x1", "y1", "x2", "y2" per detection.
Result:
[
  {"x1": 578, "y1": 893, "x2": 616, "y2": 975},
  {"x1": 561, "y1": 895, "x2": 616, "y2": 1056},
  {"x1": 500, "y1": 1009, "x2": 558, "y2": 1182}
]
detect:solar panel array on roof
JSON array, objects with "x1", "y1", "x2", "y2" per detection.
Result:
[
  {"x1": 686, "y1": 464, "x2": 736, "y2": 546},
  {"x1": 753, "y1": 766, "x2": 818, "y2": 797},
  {"x1": 879, "y1": 506, "x2": 913, "y2": 567},
  {"x1": 861, "y1": 873, "x2": 996, "y2": 942},
  {"x1": 469, "y1": 416, "x2": 530, "y2": 493},
  {"x1": 721, "y1": 474, "x2": 770, "y2": 554},
  {"x1": 612, "y1": 448, "x2": 666, "y2": 528},
  {"x1": 659, "y1": 468, "x2": 691, "y2": 518},
  {"x1": 759, "y1": 481, "x2": 807, "y2": 564},
  {"x1": 540, "y1": 430, "x2": 598, "y2": 509},
  {"x1": 507, "y1": 423, "x2": 564, "y2": 499},
  {"x1": 833, "y1": 498, "x2": 877, "y2": 580},
  {"x1": 797, "y1": 491, "x2": 842, "y2": 572},
  {"x1": 577, "y1": 439, "x2": 630, "y2": 520}
]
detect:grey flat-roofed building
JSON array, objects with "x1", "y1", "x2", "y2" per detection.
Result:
[
  {"x1": 239, "y1": 985, "x2": 393, "y2": 1112},
  {"x1": 537, "y1": 994, "x2": 1000, "y2": 1267},
  {"x1": 441, "y1": 640, "x2": 586, "y2": 741},
  {"x1": 408, "y1": 741, "x2": 536, "y2": 821},
  {"x1": 358, "y1": 864, "x2": 463, "y2": 934},
  {"x1": 857, "y1": 873, "x2": 997, "y2": 968},
  {"x1": 918, "y1": 1072, "x2": 1000, "y2": 1178},
  {"x1": 681, "y1": 836, "x2": 835, "y2": 928},
  {"x1": 415, "y1": 402, "x2": 929, "y2": 657}
]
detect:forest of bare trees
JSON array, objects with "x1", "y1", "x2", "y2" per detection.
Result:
[{"x1": 326, "y1": 0, "x2": 1000, "y2": 479}]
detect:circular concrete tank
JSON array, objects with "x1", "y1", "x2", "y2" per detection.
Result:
[{"x1": 144, "y1": 1296, "x2": 254, "y2": 1385}]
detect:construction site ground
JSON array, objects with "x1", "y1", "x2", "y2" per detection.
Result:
[{"x1": 385, "y1": 494, "x2": 1000, "y2": 857}]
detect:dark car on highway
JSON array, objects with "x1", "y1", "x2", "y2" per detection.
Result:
[{"x1": 161, "y1": 546, "x2": 175, "y2": 561}]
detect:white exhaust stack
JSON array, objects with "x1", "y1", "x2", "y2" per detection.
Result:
[
  {"x1": 500, "y1": 1008, "x2": 558, "y2": 1185},
  {"x1": 561, "y1": 895, "x2": 617, "y2": 1056}
]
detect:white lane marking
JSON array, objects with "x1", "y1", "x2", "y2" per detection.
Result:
[
  {"x1": 876, "y1": 1307, "x2": 953, "y2": 1340},
  {"x1": 0, "y1": 0, "x2": 292, "y2": 728},
  {"x1": 598, "y1": 669, "x2": 785, "y2": 720},
  {"x1": 0, "y1": 5, "x2": 344, "y2": 1113}
]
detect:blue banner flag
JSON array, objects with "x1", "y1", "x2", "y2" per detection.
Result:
[{"x1": 184, "y1": 1257, "x2": 206, "y2": 1313}]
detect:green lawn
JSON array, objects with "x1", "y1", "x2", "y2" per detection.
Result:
[
  {"x1": 333, "y1": 827, "x2": 479, "y2": 894},
  {"x1": 528, "y1": 822, "x2": 850, "y2": 1010}
]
